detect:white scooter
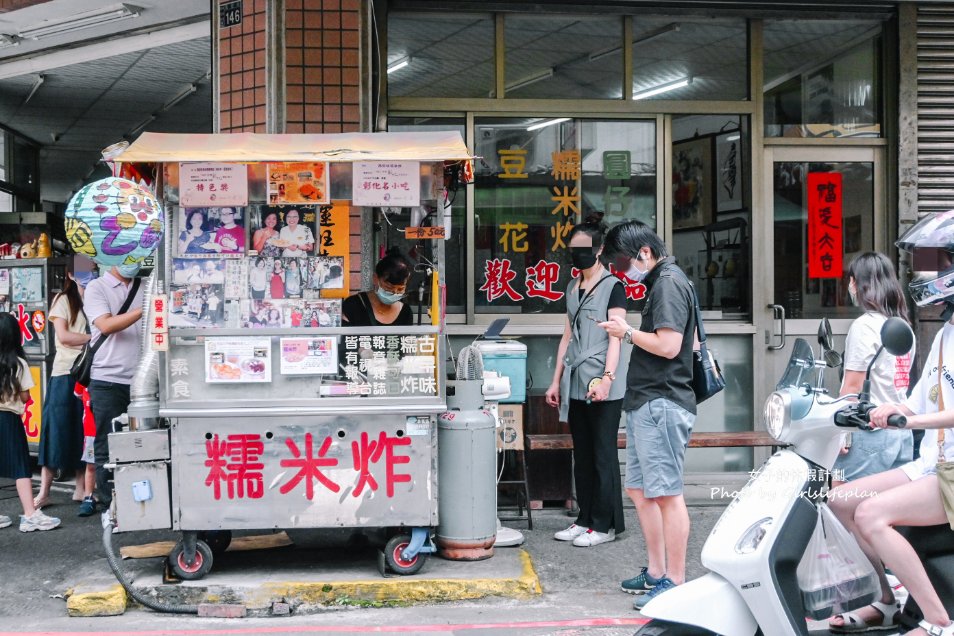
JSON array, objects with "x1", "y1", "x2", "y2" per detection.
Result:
[{"x1": 635, "y1": 318, "x2": 915, "y2": 636}]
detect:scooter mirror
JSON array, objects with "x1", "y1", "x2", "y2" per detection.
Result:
[
  {"x1": 880, "y1": 317, "x2": 915, "y2": 357},
  {"x1": 824, "y1": 349, "x2": 844, "y2": 368},
  {"x1": 818, "y1": 317, "x2": 835, "y2": 352}
]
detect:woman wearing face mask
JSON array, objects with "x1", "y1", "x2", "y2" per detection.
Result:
[
  {"x1": 545, "y1": 213, "x2": 627, "y2": 547},
  {"x1": 341, "y1": 247, "x2": 413, "y2": 327},
  {"x1": 830, "y1": 252, "x2": 915, "y2": 491}
]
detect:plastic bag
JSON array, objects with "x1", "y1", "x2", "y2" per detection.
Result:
[{"x1": 796, "y1": 503, "x2": 879, "y2": 620}]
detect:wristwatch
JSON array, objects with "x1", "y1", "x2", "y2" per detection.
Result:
[
  {"x1": 602, "y1": 370, "x2": 616, "y2": 381},
  {"x1": 624, "y1": 327, "x2": 635, "y2": 344}
]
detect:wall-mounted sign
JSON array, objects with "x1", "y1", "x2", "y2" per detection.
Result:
[
  {"x1": 404, "y1": 226, "x2": 445, "y2": 240},
  {"x1": 220, "y1": 0, "x2": 243, "y2": 28},
  {"x1": 807, "y1": 172, "x2": 843, "y2": 279}
]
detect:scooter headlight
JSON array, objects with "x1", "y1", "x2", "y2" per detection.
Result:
[
  {"x1": 735, "y1": 517, "x2": 774, "y2": 554},
  {"x1": 763, "y1": 392, "x2": 790, "y2": 440}
]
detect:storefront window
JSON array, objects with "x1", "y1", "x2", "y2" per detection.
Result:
[
  {"x1": 387, "y1": 117, "x2": 467, "y2": 313},
  {"x1": 387, "y1": 13, "x2": 494, "y2": 99},
  {"x1": 764, "y1": 20, "x2": 882, "y2": 138},
  {"x1": 671, "y1": 115, "x2": 751, "y2": 319},
  {"x1": 773, "y1": 160, "x2": 873, "y2": 320},
  {"x1": 504, "y1": 15, "x2": 623, "y2": 100},
  {"x1": 474, "y1": 117, "x2": 655, "y2": 315},
  {"x1": 631, "y1": 16, "x2": 748, "y2": 101}
]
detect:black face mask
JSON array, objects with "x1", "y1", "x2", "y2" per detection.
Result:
[{"x1": 570, "y1": 247, "x2": 598, "y2": 271}]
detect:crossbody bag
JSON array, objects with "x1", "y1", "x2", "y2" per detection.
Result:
[{"x1": 70, "y1": 277, "x2": 141, "y2": 388}]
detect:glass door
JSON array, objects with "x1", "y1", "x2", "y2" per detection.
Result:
[{"x1": 758, "y1": 146, "x2": 885, "y2": 399}]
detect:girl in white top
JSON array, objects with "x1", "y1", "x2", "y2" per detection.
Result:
[
  {"x1": 833, "y1": 253, "x2": 915, "y2": 486},
  {"x1": 0, "y1": 313, "x2": 61, "y2": 532},
  {"x1": 35, "y1": 274, "x2": 91, "y2": 510},
  {"x1": 827, "y1": 321, "x2": 954, "y2": 635}
]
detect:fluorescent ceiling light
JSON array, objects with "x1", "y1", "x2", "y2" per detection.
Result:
[
  {"x1": 725, "y1": 134, "x2": 741, "y2": 142},
  {"x1": 506, "y1": 68, "x2": 554, "y2": 93},
  {"x1": 632, "y1": 76, "x2": 691, "y2": 100},
  {"x1": 526, "y1": 117, "x2": 570, "y2": 132},
  {"x1": 160, "y1": 84, "x2": 197, "y2": 112},
  {"x1": 19, "y1": 3, "x2": 141, "y2": 41},
  {"x1": 588, "y1": 23, "x2": 680, "y2": 63},
  {"x1": 0, "y1": 34, "x2": 19, "y2": 49},
  {"x1": 387, "y1": 57, "x2": 410, "y2": 74},
  {"x1": 23, "y1": 74, "x2": 44, "y2": 105}
]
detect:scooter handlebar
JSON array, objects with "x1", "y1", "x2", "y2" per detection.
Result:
[
  {"x1": 834, "y1": 404, "x2": 906, "y2": 429},
  {"x1": 886, "y1": 414, "x2": 907, "y2": 428}
]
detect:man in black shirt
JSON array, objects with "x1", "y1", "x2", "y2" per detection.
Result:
[{"x1": 599, "y1": 220, "x2": 695, "y2": 610}]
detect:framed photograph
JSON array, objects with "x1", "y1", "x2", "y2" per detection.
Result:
[
  {"x1": 672, "y1": 137, "x2": 713, "y2": 230},
  {"x1": 249, "y1": 205, "x2": 317, "y2": 257},
  {"x1": 715, "y1": 131, "x2": 744, "y2": 213},
  {"x1": 176, "y1": 206, "x2": 247, "y2": 257},
  {"x1": 169, "y1": 283, "x2": 228, "y2": 328}
]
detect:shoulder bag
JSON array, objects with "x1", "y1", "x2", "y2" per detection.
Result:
[
  {"x1": 70, "y1": 277, "x2": 142, "y2": 387},
  {"x1": 678, "y1": 270, "x2": 725, "y2": 403},
  {"x1": 934, "y1": 334, "x2": 954, "y2": 529}
]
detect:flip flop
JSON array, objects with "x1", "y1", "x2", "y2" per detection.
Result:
[{"x1": 829, "y1": 599, "x2": 901, "y2": 633}]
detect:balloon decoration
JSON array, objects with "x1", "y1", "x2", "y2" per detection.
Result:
[{"x1": 64, "y1": 178, "x2": 164, "y2": 267}]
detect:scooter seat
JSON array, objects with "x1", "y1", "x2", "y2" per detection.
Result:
[{"x1": 897, "y1": 524, "x2": 954, "y2": 560}]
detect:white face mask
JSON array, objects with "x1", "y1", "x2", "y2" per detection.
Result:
[{"x1": 625, "y1": 255, "x2": 650, "y2": 282}]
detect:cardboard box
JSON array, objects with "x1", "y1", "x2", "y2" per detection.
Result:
[{"x1": 496, "y1": 404, "x2": 524, "y2": 450}]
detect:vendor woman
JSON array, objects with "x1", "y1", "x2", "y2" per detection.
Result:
[{"x1": 341, "y1": 247, "x2": 413, "y2": 327}]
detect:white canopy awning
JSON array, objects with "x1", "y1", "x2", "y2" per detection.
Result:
[{"x1": 112, "y1": 131, "x2": 472, "y2": 163}]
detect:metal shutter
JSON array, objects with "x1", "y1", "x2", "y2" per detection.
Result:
[{"x1": 918, "y1": 4, "x2": 954, "y2": 215}]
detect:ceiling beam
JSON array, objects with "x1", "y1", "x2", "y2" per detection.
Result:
[{"x1": 0, "y1": 19, "x2": 209, "y2": 80}]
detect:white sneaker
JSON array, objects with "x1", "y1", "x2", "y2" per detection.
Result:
[
  {"x1": 554, "y1": 523, "x2": 588, "y2": 541},
  {"x1": 19, "y1": 510, "x2": 61, "y2": 532},
  {"x1": 0, "y1": 515, "x2": 11, "y2": 529},
  {"x1": 572, "y1": 528, "x2": 615, "y2": 547}
]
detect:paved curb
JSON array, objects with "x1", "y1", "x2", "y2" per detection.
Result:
[{"x1": 66, "y1": 550, "x2": 541, "y2": 617}]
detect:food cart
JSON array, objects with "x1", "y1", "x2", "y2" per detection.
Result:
[{"x1": 105, "y1": 132, "x2": 471, "y2": 579}]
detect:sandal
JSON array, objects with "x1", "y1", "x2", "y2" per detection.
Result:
[
  {"x1": 829, "y1": 599, "x2": 901, "y2": 633},
  {"x1": 918, "y1": 620, "x2": 954, "y2": 636}
]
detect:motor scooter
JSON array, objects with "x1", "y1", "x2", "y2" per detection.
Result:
[{"x1": 636, "y1": 317, "x2": 954, "y2": 635}]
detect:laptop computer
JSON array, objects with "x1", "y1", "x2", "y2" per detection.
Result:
[{"x1": 478, "y1": 318, "x2": 510, "y2": 340}]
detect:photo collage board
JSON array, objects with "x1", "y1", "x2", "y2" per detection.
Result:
[{"x1": 170, "y1": 198, "x2": 345, "y2": 330}]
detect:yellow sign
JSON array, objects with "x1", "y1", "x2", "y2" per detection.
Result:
[
  {"x1": 404, "y1": 226, "x2": 445, "y2": 240},
  {"x1": 22, "y1": 366, "x2": 42, "y2": 445},
  {"x1": 319, "y1": 201, "x2": 351, "y2": 299}
]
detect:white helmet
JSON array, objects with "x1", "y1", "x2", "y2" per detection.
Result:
[{"x1": 896, "y1": 210, "x2": 954, "y2": 306}]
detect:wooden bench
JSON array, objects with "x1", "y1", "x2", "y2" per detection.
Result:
[{"x1": 526, "y1": 430, "x2": 783, "y2": 452}]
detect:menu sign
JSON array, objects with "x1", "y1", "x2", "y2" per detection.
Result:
[
  {"x1": 352, "y1": 161, "x2": 420, "y2": 207},
  {"x1": 205, "y1": 337, "x2": 272, "y2": 383},
  {"x1": 267, "y1": 162, "x2": 329, "y2": 204},
  {"x1": 279, "y1": 337, "x2": 338, "y2": 375}
]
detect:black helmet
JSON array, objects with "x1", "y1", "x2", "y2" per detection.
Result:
[{"x1": 896, "y1": 210, "x2": 954, "y2": 306}]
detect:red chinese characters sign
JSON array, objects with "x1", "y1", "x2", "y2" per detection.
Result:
[
  {"x1": 807, "y1": 172, "x2": 843, "y2": 279},
  {"x1": 203, "y1": 431, "x2": 413, "y2": 501}
]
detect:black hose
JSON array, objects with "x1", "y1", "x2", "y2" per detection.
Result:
[{"x1": 102, "y1": 520, "x2": 198, "y2": 614}]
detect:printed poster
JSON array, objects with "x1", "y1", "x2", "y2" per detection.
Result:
[
  {"x1": 180, "y1": 163, "x2": 249, "y2": 207},
  {"x1": 279, "y1": 337, "x2": 338, "y2": 375},
  {"x1": 0, "y1": 269, "x2": 9, "y2": 295},
  {"x1": 352, "y1": 161, "x2": 421, "y2": 207},
  {"x1": 12, "y1": 267, "x2": 42, "y2": 302},
  {"x1": 267, "y1": 162, "x2": 329, "y2": 204},
  {"x1": 205, "y1": 337, "x2": 272, "y2": 383}
]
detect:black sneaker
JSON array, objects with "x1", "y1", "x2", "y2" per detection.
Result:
[
  {"x1": 77, "y1": 497, "x2": 96, "y2": 517},
  {"x1": 621, "y1": 567, "x2": 664, "y2": 594}
]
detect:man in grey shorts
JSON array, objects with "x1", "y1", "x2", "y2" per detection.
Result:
[{"x1": 599, "y1": 220, "x2": 696, "y2": 610}]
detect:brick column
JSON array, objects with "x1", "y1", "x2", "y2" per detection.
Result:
[{"x1": 213, "y1": 0, "x2": 368, "y2": 291}]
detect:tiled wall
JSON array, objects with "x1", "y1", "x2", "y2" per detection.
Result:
[
  {"x1": 284, "y1": 0, "x2": 362, "y2": 134},
  {"x1": 218, "y1": 0, "x2": 267, "y2": 133},
  {"x1": 215, "y1": 0, "x2": 365, "y2": 290}
]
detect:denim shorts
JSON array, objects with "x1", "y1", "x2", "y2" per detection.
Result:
[
  {"x1": 834, "y1": 428, "x2": 913, "y2": 482},
  {"x1": 624, "y1": 398, "x2": 694, "y2": 498}
]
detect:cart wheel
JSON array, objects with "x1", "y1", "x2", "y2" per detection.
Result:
[
  {"x1": 384, "y1": 534, "x2": 425, "y2": 575},
  {"x1": 168, "y1": 540, "x2": 213, "y2": 580},
  {"x1": 198, "y1": 530, "x2": 232, "y2": 555}
]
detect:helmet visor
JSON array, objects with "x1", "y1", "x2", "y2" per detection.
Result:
[
  {"x1": 897, "y1": 210, "x2": 954, "y2": 253},
  {"x1": 909, "y1": 269, "x2": 954, "y2": 306}
]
